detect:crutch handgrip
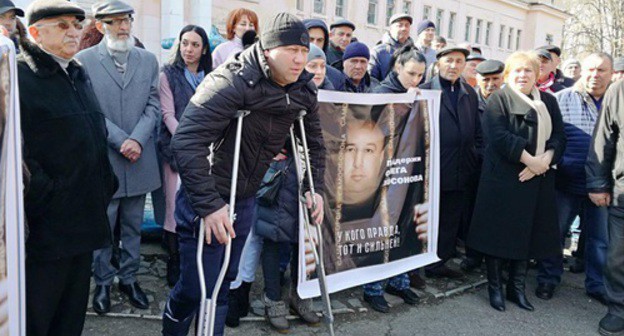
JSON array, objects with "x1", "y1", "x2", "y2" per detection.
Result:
[{"x1": 197, "y1": 110, "x2": 249, "y2": 336}]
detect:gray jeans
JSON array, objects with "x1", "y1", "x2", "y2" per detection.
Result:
[{"x1": 93, "y1": 194, "x2": 146, "y2": 285}]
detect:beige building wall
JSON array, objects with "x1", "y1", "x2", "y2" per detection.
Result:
[{"x1": 14, "y1": 0, "x2": 569, "y2": 63}]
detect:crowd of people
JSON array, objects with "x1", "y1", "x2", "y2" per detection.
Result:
[{"x1": 5, "y1": 0, "x2": 624, "y2": 335}]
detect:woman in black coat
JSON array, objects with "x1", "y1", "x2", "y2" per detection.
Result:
[{"x1": 467, "y1": 51, "x2": 566, "y2": 312}]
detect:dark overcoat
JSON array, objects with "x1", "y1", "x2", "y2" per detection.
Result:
[{"x1": 467, "y1": 85, "x2": 566, "y2": 260}]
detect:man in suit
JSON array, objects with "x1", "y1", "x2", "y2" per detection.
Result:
[{"x1": 76, "y1": 0, "x2": 161, "y2": 314}]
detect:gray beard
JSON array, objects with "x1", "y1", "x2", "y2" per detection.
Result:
[{"x1": 104, "y1": 34, "x2": 135, "y2": 53}]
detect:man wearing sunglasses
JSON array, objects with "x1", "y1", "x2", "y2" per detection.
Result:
[
  {"x1": 76, "y1": 0, "x2": 161, "y2": 316},
  {"x1": 19, "y1": 1, "x2": 118, "y2": 335}
]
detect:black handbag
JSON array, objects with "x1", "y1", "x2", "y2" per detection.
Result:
[{"x1": 256, "y1": 159, "x2": 290, "y2": 206}]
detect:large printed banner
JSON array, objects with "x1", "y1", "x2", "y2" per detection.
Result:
[
  {"x1": 0, "y1": 36, "x2": 25, "y2": 335},
  {"x1": 298, "y1": 90, "x2": 441, "y2": 298}
]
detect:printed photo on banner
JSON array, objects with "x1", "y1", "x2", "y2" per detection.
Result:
[
  {"x1": 297, "y1": 90, "x2": 441, "y2": 298},
  {"x1": 0, "y1": 36, "x2": 26, "y2": 336}
]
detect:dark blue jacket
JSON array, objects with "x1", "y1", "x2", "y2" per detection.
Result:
[
  {"x1": 255, "y1": 156, "x2": 300, "y2": 243},
  {"x1": 556, "y1": 87, "x2": 600, "y2": 195},
  {"x1": 369, "y1": 32, "x2": 414, "y2": 82}
]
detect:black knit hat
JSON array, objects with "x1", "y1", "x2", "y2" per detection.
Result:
[
  {"x1": 260, "y1": 12, "x2": 310, "y2": 50},
  {"x1": 26, "y1": 0, "x2": 85, "y2": 26}
]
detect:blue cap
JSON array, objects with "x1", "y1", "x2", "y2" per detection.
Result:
[{"x1": 343, "y1": 42, "x2": 369, "y2": 61}]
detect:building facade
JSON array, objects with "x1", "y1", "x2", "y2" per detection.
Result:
[{"x1": 14, "y1": 0, "x2": 569, "y2": 63}]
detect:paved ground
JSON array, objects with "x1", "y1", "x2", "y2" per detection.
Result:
[{"x1": 83, "y1": 241, "x2": 607, "y2": 335}]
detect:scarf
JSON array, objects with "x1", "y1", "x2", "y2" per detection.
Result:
[
  {"x1": 510, "y1": 86, "x2": 552, "y2": 155},
  {"x1": 537, "y1": 72, "x2": 555, "y2": 93},
  {"x1": 184, "y1": 68, "x2": 205, "y2": 90}
]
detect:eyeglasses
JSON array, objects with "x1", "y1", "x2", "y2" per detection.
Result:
[
  {"x1": 35, "y1": 19, "x2": 88, "y2": 31},
  {"x1": 101, "y1": 17, "x2": 134, "y2": 27}
]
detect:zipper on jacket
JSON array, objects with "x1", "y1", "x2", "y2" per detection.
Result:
[{"x1": 286, "y1": 93, "x2": 291, "y2": 105}]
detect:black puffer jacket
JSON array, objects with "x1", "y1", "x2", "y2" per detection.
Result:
[{"x1": 172, "y1": 42, "x2": 326, "y2": 218}]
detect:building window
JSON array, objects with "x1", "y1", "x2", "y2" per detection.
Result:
[
  {"x1": 546, "y1": 33, "x2": 554, "y2": 44},
  {"x1": 498, "y1": 24, "x2": 505, "y2": 48},
  {"x1": 296, "y1": 0, "x2": 304, "y2": 11},
  {"x1": 485, "y1": 22, "x2": 492, "y2": 46},
  {"x1": 436, "y1": 9, "x2": 444, "y2": 35},
  {"x1": 314, "y1": 0, "x2": 324, "y2": 14},
  {"x1": 335, "y1": 0, "x2": 345, "y2": 17},
  {"x1": 475, "y1": 19, "x2": 482, "y2": 44},
  {"x1": 507, "y1": 27, "x2": 513, "y2": 49},
  {"x1": 448, "y1": 12, "x2": 456, "y2": 39},
  {"x1": 423, "y1": 5, "x2": 431, "y2": 20},
  {"x1": 386, "y1": 0, "x2": 395, "y2": 25},
  {"x1": 368, "y1": 0, "x2": 378, "y2": 25},
  {"x1": 516, "y1": 29, "x2": 522, "y2": 50},
  {"x1": 403, "y1": 0, "x2": 412, "y2": 14},
  {"x1": 465, "y1": 16, "x2": 472, "y2": 42}
]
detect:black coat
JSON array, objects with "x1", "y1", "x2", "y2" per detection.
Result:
[
  {"x1": 420, "y1": 76, "x2": 483, "y2": 191},
  {"x1": 18, "y1": 40, "x2": 117, "y2": 260},
  {"x1": 171, "y1": 42, "x2": 326, "y2": 218},
  {"x1": 467, "y1": 86, "x2": 566, "y2": 260}
]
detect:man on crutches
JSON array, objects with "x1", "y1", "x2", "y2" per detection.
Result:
[{"x1": 162, "y1": 12, "x2": 326, "y2": 336}]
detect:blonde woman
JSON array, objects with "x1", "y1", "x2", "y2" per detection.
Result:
[{"x1": 467, "y1": 51, "x2": 566, "y2": 312}]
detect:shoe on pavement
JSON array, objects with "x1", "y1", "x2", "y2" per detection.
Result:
[
  {"x1": 409, "y1": 272, "x2": 427, "y2": 290},
  {"x1": 118, "y1": 282, "x2": 149, "y2": 309},
  {"x1": 289, "y1": 295, "x2": 320, "y2": 326},
  {"x1": 363, "y1": 294, "x2": 390, "y2": 313},
  {"x1": 569, "y1": 258, "x2": 585, "y2": 273},
  {"x1": 264, "y1": 295, "x2": 290, "y2": 333},
  {"x1": 599, "y1": 313, "x2": 624, "y2": 335},
  {"x1": 385, "y1": 286, "x2": 420, "y2": 305},
  {"x1": 534, "y1": 283, "x2": 555, "y2": 300},
  {"x1": 92, "y1": 285, "x2": 111, "y2": 314}
]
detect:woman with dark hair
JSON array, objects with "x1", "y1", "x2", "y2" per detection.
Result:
[
  {"x1": 159, "y1": 24, "x2": 211, "y2": 286},
  {"x1": 211, "y1": 8, "x2": 258, "y2": 69},
  {"x1": 361, "y1": 45, "x2": 428, "y2": 314}
]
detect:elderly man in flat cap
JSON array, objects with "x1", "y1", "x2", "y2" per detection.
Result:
[
  {"x1": 326, "y1": 18, "x2": 355, "y2": 65},
  {"x1": 420, "y1": 46, "x2": 482, "y2": 280},
  {"x1": 19, "y1": 0, "x2": 117, "y2": 334},
  {"x1": 369, "y1": 13, "x2": 413, "y2": 81},
  {"x1": 473, "y1": 59, "x2": 505, "y2": 117},
  {"x1": 76, "y1": 0, "x2": 161, "y2": 315}
]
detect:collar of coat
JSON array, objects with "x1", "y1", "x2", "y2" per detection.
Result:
[
  {"x1": 430, "y1": 75, "x2": 468, "y2": 96},
  {"x1": 19, "y1": 39, "x2": 83, "y2": 79},
  {"x1": 379, "y1": 31, "x2": 414, "y2": 49},
  {"x1": 227, "y1": 42, "x2": 314, "y2": 90}
]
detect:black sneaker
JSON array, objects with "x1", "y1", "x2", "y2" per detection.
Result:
[
  {"x1": 363, "y1": 294, "x2": 390, "y2": 313},
  {"x1": 385, "y1": 286, "x2": 420, "y2": 305},
  {"x1": 588, "y1": 291, "x2": 609, "y2": 306},
  {"x1": 599, "y1": 313, "x2": 624, "y2": 335}
]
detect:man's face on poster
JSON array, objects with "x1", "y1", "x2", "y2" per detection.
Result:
[{"x1": 343, "y1": 121, "x2": 385, "y2": 205}]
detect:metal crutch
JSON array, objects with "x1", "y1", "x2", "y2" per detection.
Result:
[
  {"x1": 289, "y1": 110, "x2": 335, "y2": 336},
  {"x1": 197, "y1": 110, "x2": 250, "y2": 336}
]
